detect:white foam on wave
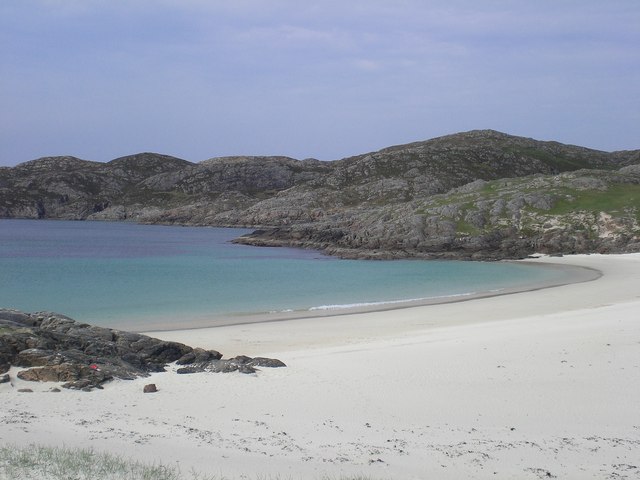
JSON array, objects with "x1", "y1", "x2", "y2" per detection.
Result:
[{"x1": 307, "y1": 291, "x2": 481, "y2": 311}]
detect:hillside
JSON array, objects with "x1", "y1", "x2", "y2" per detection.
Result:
[{"x1": 1, "y1": 130, "x2": 639, "y2": 259}]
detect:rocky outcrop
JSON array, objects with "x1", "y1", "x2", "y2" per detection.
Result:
[
  {"x1": 1, "y1": 130, "x2": 639, "y2": 259},
  {"x1": 0, "y1": 309, "x2": 285, "y2": 391},
  {"x1": 234, "y1": 166, "x2": 640, "y2": 260},
  {"x1": 176, "y1": 355, "x2": 287, "y2": 375}
]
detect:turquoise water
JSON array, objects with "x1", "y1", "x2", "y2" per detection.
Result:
[{"x1": 0, "y1": 220, "x2": 570, "y2": 329}]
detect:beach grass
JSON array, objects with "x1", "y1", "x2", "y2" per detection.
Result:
[
  {"x1": 0, "y1": 443, "x2": 192, "y2": 480},
  {"x1": 0, "y1": 444, "x2": 380, "y2": 480}
]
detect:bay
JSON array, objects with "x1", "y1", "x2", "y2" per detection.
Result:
[{"x1": 0, "y1": 219, "x2": 571, "y2": 330}]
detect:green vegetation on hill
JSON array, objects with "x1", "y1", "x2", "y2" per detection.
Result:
[
  {"x1": 546, "y1": 184, "x2": 640, "y2": 219},
  {"x1": 1, "y1": 130, "x2": 639, "y2": 259}
]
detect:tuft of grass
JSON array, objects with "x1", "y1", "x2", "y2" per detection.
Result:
[
  {"x1": 0, "y1": 444, "x2": 217, "y2": 480},
  {"x1": 455, "y1": 220, "x2": 481, "y2": 235},
  {"x1": 0, "y1": 444, "x2": 383, "y2": 480}
]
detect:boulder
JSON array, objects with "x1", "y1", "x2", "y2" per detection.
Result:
[
  {"x1": 0, "y1": 309, "x2": 38, "y2": 327},
  {"x1": 17, "y1": 363, "x2": 111, "y2": 389},
  {"x1": 143, "y1": 383, "x2": 157, "y2": 393},
  {"x1": 15, "y1": 348, "x2": 61, "y2": 367},
  {"x1": 229, "y1": 355, "x2": 252, "y2": 365},
  {"x1": 250, "y1": 357, "x2": 287, "y2": 368},
  {"x1": 176, "y1": 348, "x2": 222, "y2": 365}
]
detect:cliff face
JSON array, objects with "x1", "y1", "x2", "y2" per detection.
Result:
[{"x1": 1, "y1": 130, "x2": 639, "y2": 259}]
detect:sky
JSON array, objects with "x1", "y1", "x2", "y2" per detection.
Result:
[{"x1": 1, "y1": 1, "x2": 639, "y2": 166}]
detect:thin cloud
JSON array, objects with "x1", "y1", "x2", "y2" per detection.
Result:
[{"x1": 1, "y1": 0, "x2": 638, "y2": 164}]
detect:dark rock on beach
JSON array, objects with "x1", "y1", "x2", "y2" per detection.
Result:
[
  {"x1": 17, "y1": 363, "x2": 110, "y2": 388},
  {"x1": 0, "y1": 309, "x2": 286, "y2": 391},
  {"x1": 143, "y1": 383, "x2": 158, "y2": 393},
  {"x1": 176, "y1": 347, "x2": 222, "y2": 365},
  {"x1": 176, "y1": 354, "x2": 286, "y2": 375},
  {"x1": 250, "y1": 357, "x2": 287, "y2": 368}
]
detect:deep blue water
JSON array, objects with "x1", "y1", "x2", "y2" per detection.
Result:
[{"x1": 0, "y1": 220, "x2": 569, "y2": 329}]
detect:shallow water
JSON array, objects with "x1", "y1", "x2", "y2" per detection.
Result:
[{"x1": 0, "y1": 219, "x2": 572, "y2": 329}]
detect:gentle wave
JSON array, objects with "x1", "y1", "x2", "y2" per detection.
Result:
[{"x1": 306, "y1": 291, "x2": 488, "y2": 311}]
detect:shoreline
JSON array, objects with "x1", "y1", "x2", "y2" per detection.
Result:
[
  {"x1": 131, "y1": 257, "x2": 599, "y2": 333},
  {"x1": 3, "y1": 253, "x2": 640, "y2": 479},
  {"x1": 143, "y1": 255, "x2": 605, "y2": 356}
]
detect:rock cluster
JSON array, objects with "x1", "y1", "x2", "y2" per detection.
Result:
[
  {"x1": 176, "y1": 354, "x2": 286, "y2": 375},
  {"x1": 0, "y1": 309, "x2": 285, "y2": 391}
]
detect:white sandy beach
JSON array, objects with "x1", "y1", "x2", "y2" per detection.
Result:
[{"x1": 2, "y1": 253, "x2": 640, "y2": 479}]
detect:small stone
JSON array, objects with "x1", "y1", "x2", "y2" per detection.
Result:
[
  {"x1": 18, "y1": 388, "x2": 33, "y2": 393},
  {"x1": 0, "y1": 374, "x2": 10, "y2": 384},
  {"x1": 50, "y1": 387, "x2": 61, "y2": 392},
  {"x1": 143, "y1": 383, "x2": 157, "y2": 393}
]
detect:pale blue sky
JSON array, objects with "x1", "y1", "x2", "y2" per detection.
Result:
[{"x1": 1, "y1": 0, "x2": 638, "y2": 165}]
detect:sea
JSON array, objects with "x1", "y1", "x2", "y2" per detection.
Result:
[{"x1": 0, "y1": 219, "x2": 574, "y2": 330}]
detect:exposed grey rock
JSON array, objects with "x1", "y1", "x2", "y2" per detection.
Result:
[
  {"x1": 15, "y1": 348, "x2": 62, "y2": 367},
  {"x1": 0, "y1": 310, "x2": 37, "y2": 328},
  {"x1": 451, "y1": 179, "x2": 488, "y2": 193},
  {"x1": 175, "y1": 366, "x2": 200, "y2": 375},
  {"x1": 17, "y1": 363, "x2": 111, "y2": 389},
  {"x1": 1, "y1": 130, "x2": 639, "y2": 260},
  {"x1": 619, "y1": 164, "x2": 640, "y2": 175},
  {"x1": 0, "y1": 309, "x2": 287, "y2": 390},
  {"x1": 249, "y1": 357, "x2": 287, "y2": 368},
  {"x1": 229, "y1": 355, "x2": 253, "y2": 365},
  {"x1": 524, "y1": 193, "x2": 554, "y2": 210},
  {"x1": 175, "y1": 354, "x2": 284, "y2": 375},
  {"x1": 176, "y1": 348, "x2": 222, "y2": 365},
  {"x1": 143, "y1": 383, "x2": 157, "y2": 393}
]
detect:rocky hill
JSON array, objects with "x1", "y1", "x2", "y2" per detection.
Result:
[{"x1": 1, "y1": 130, "x2": 639, "y2": 259}]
